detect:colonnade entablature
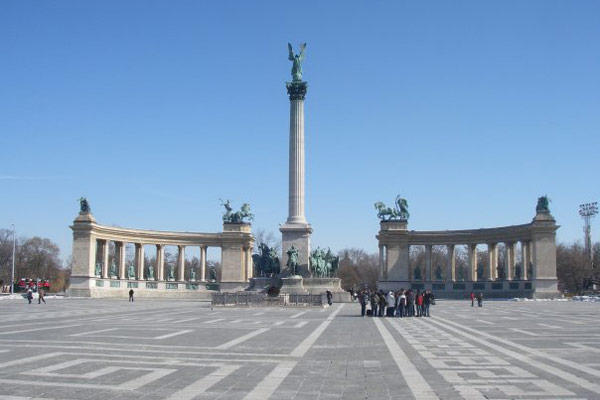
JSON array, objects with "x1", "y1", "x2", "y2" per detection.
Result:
[
  {"x1": 69, "y1": 210, "x2": 254, "y2": 297},
  {"x1": 376, "y1": 208, "x2": 559, "y2": 298}
]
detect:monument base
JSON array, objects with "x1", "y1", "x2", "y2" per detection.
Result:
[
  {"x1": 303, "y1": 277, "x2": 343, "y2": 293},
  {"x1": 533, "y1": 278, "x2": 560, "y2": 299},
  {"x1": 280, "y1": 275, "x2": 307, "y2": 294},
  {"x1": 280, "y1": 223, "x2": 313, "y2": 275},
  {"x1": 248, "y1": 277, "x2": 273, "y2": 292}
]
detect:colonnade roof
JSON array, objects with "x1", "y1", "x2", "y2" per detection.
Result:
[
  {"x1": 378, "y1": 219, "x2": 557, "y2": 246},
  {"x1": 71, "y1": 215, "x2": 253, "y2": 247}
]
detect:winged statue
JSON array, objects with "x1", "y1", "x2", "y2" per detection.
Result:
[{"x1": 288, "y1": 42, "x2": 306, "y2": 82}]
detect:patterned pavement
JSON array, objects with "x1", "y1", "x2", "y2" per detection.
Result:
[{"x1": 0, "y1": 298, "x2": 598, "y2": 399}]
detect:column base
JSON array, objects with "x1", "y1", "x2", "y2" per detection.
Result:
[{"x1": 280, "y1": 223, "x2": 312, "y2": 276}]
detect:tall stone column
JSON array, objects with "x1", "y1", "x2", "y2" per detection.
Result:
[
  {"x1": 521, "y1": 241, "x2": 529, "y2": 280},
  {"x1": 177, "y1": 245, "x2": 185, "y2": 282},
  {"x1": 280, "y1": 79, "x2": 312, "y2": 274},
  {"x1": 101, "y1": 240, "x2": 110, "y2": 279},
  {"x1": 118, "y1": 242, "x2": 126, "y2": 279},
  {"x1": 446, "y1": 245, "x2": 456, "y2": 282},
  {"x1": 425, "y1": 245, "x2": 433, "y2": 281},
  {"x1": 468, "y1": 244, "x2": 477, "y2": 281},
  {"x1": 530, "y1": 210, "x2": 559, "y2": 298},
  {"x1": 487, "y1": 243, "x2": 496, "y2": 280},
  {"x1": 506, "y1": 242, "x2": 515, "y2": 280},
  {"x1": 135, "y1": 244, "x2": 144, "y2": 280},
  {"x1": 200, "y1": 246, "x2": 207, "y2": 282},
  {"x1": 156, "y1": 245, "x2": 164, "y2": 281}
]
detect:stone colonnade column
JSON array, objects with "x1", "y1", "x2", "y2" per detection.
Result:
[
  {"x1": 521, "y1": 241, "x2": 529, "y2": 280},
  {"x1": 200, "y1": 246, "x2": 207, "y2": 282},
  {"x1": 446, "y1": 245, "x2": 455, "y2": 282},
  {"x1": 378, "y1": 245, "x2": 384, "y2": 280},
  {"x1": 425, "y1": 245, "x2": 433, "y2": 281},
  {"x1": 101, "y1": 240, "x2": 110, "y2": 279},
  {"x1": 177, "y1": 245, "x2": 185, "y2": 282},
  {"x1": 118, "y1": 242, "x2": 126, "y2": 279},
  {"x1": 156, "y1": 245, "x2": 164, "y2": 281},
  {"x1": 506, "y1": 242, "x2": 515, "y2": 280},
  {"x1": 468, "y1": 244, "x2": 477, "y2": 281},
  {"x1": 487, "y1": 243, "x2": 496, "y2": 280},
  {"x1": 135, "y1": 244, "x2": 144, "y2": 280}
]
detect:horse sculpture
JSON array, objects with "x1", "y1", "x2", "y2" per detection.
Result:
[
  {"x1": 374, "y1": 195, "x2": 409, "y2": 221},
  {"x1": 221, "y1": 200, "x2": 254, "y2": 223}
]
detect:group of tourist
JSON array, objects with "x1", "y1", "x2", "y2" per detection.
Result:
[{"x1": 358, "y1": 289, "x2": 435, "y2": 318}]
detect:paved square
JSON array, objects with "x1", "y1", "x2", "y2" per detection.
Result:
[{"x1": 0, "y1": 299, "x2": 598, "y2": 399}]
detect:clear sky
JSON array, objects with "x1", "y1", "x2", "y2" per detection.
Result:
[{"x1": 1, "y1": 1, "x2": 599, "y2": 263}]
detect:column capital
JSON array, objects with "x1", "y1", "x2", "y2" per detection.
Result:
[{"x1": 286, "y1": 81, "x2": 307, "y2": 100}]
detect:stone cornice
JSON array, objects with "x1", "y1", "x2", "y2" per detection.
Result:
[
  {"x1": 377, "y1": 220, "x2": 558, "y2": 246},
  {"x1": 71, "y1": 217, "x2": 253, "y2": 248}
]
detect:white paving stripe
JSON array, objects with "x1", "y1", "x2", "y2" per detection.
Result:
[
  {"x1": 289, "y1": 311, "x2": 307, "y2": 319},
  {"x1": 375, "y1": 318, "x2": 439, "y2": 400},
  {"x1": 243, "y1": 361, "x2": 297, "y2": 400},
  {"x1": 204, "y1": 318, "x2": 225, "y2": 324},
  {"x1": 0, "y1": 352, "x2": 60, "y2": 368},
  {"x1": 216, "y1": 328, "x2": 270, "y2": 350},
  {"x1": 153, "y1": 329, "x2": 193, "y2": 340},
  {"x1": 69, "y1": 328, "x2": 118, "y2": 337},
  {"x1": 294, "y1": 321, "x2": 308, "y2": 328},
  {"x1": 290, "y1": 304, "x2": 344, "y2": 358},
  {"x1": 475, "y1": 319, "x2": 494, "y2": 325},
  {"x1": 0, "y1": 324, "x2": 81, "y2": 335},
  {"x1": 510, "y1": 328, "x2": 537, "y2": 336},
  {"x1": 165, "y1": 365, "x2": 240, "y2": 400},
  {"x1": 430, "y1": 316, "x2": 600, "y2": 394}
]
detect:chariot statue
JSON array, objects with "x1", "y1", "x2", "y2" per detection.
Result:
[
  {"x1": 375, "y1": 195, "x2": 409, "y2": 221},
  {"x1": 310, "y1": 247, "x2": 339, "y2": 278},
  {"x1": 286, "y1": 246, "x2": 299, "y2": 276},
  {"x1": 288, "y1": 42, "x2": 306, "y2": 82},
  {"x1": 221, "y1": 200, "x2": 254, "y2": 223},
  {"x1": 536, "y1": 195, "x2": 550, "y2": 214},
  {"x1": 79, "y1": 197, "x2": 90, "y2": 213}
]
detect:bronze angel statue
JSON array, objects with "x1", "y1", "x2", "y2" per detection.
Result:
[{"x1": 288, "y1": 42, "x2": 306, "y2": 82}]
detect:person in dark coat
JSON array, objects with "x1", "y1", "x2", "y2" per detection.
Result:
[
  {"x1": 129, "y1": 289, "x2": 134, "y2": 302},
  {"x1": 359, "y1": 290, "x2": 368, "y2": 317},
  {"x1": 476, "y1": 292, "x2": 483, "y2": 307},
  {"x1": 326, "y1": 290, "x2": 333, "y2": 306},
  {"x1": 370, "y1": 291, "x2": 378, "y2": 317}
]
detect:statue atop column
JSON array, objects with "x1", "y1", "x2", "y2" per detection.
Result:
[
  {"x1": 536, "y1": 195, "x2": 550, "y2": 214},
  {"x1": 221, "y1": 200, "x2": 254, "y2": 223},
  {"x1": 79, "y1": 197, "x2": 91, "y2": 214},
  {"x1": 288, "y1": 43, "x2": 306, "y2": 82},
  {"x1": 375, "y1": 195, "x2": 409, "y2": 221}
]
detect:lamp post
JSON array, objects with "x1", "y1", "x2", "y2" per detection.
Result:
[
  {"x1": 579, "y1": 202, "x2": 598, "y2": 263},
  {"x1": 10, "y1": 224, "x2": 15, "y2": 295}
]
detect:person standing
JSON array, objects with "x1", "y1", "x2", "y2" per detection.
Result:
[
  {"x1": 385, "y1": 291, "x2": 395, "y2": 317},
  {"x1": 129, "y1": 289, "x2": 134, "y2": 302},
  {"x1": 326, "y1": 290, "x2": 333, "y2": 306},
  {"x1": 477, "y1": 292, "x2": 483, "y2": 307},
  {"x1": 378, "y1": 290, "x2": 386, "y2": 317},
  {"x1": 416, "y1": 291, "x2": 423, "y2": 317},
  {"x1": 38, "y1": 289, "x2": 46, "y2": 304},
  {"x1": 370, "y1": 291, "x2": 378, "y2": 317},
  {"x1": 398, "y1": 290, "x2": 406, "y2": 317},
  {"x1": 470, "y1": 291, "x2": 475, "y2": 307},
  {"x1": 359, "y1": 290, "x2": 368, "y2": 317},
  {"x1": 26, "y1": 288, "x2": 33, "y2": 304}
]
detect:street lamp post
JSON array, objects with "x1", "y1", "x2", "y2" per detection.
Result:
[
  {"x1": 10, "y1": 224, "x2": 16, "y2": 295},
  {"x1": 579, "y1": 202, "x2": 598, "y2": 263}
]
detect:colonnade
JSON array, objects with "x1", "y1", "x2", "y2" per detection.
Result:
[
  {"x1": 378, "y1": 240, "x2": 533, "y2": 282},
  {"x1": 94, "y1": 240, "x2": 211, "y2": 282},
  {"x1": 375, "y1": 207, "x2": 559, "y2": 299},
  {"x1": 69, "y1": 211, "x2": 254, "y2": 296}
]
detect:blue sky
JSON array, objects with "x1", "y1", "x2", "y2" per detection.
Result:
[{"x1": 1, "y1": 1, "x2": 599, "y2": 262}]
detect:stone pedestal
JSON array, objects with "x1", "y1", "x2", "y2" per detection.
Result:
[
  {"x1": 280, "y1": 223, "x2": 312, "y2": 275},
  {"x1": 280, "y1": 275, "x2": 307, "y2": 294},
  {"x1": 303, "y1": 277, "x2": 343, "y2": 293}
]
